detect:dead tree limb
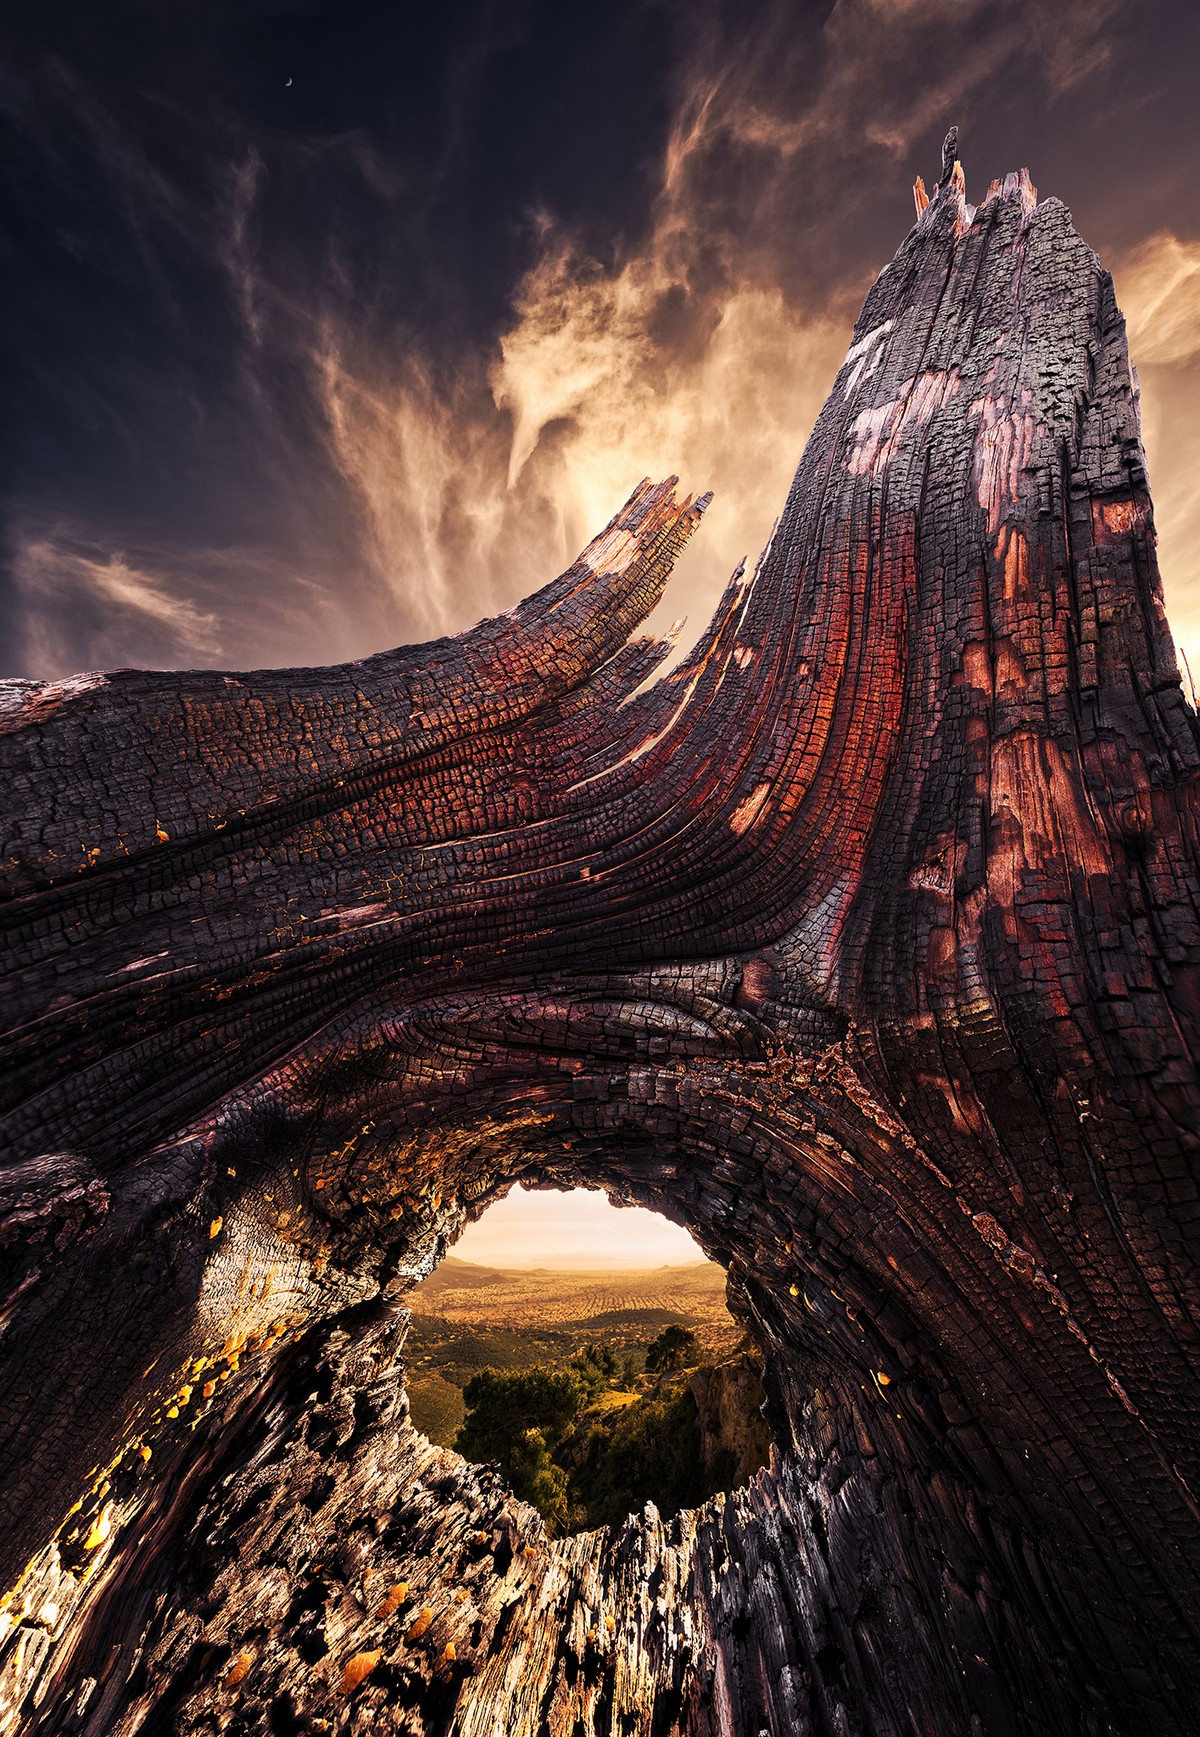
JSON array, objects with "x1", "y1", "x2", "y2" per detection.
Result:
[{"x1": 1, "y1": 161, "x2": 1198, "y2": 1736}]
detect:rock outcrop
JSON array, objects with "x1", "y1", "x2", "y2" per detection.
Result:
[{"x1": 689, "y1": 1355, "x2": 772, "y2": 1489}]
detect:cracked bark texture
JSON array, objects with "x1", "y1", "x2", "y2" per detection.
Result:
[{"x1": 1, "y1": 162, "x2": 1198, "y2": 1736}]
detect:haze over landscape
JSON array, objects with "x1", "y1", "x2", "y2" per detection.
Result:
[{"x1": 453, "y1": 1186, "x2": 704, "y2": 1270}]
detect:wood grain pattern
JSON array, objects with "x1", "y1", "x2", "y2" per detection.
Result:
[{"x1": 1, "y1": 161, "x2": 1198, "y2": 1735}]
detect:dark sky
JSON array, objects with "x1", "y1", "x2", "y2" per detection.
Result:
[{"x1": 3, "y1": 0, "x2": 1199, "y2": 683}]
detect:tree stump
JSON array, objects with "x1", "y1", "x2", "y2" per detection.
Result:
[{"x1": 1, "y1": 160, "x2": 1198, "y2": 1736}]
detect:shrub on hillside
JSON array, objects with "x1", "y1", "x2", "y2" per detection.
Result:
[
  {"x1": 644, "y1": 1324, "x2": 702, "y2": 1372},
  {"x1": 571, "y1": 1343, "x2": 620, "y2": 1400},
  {"x1": 574, "y1": 1385, "x2": 707, "y2": 1527}
]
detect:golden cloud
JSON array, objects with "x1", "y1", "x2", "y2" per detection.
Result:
[
  {"x1": 1117, "y1": 233, "x2": 1200, "y2": 367},
  {"x1": 1112, "y1": 233, "x2": 1200, "y2": 690}
]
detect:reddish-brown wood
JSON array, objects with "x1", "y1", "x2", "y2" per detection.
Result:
[{"x1": 1, "y1": 160, "x2": 1198, "y2": 1735}]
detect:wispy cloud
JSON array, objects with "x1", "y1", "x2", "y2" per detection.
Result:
[
  {"x1": 13, "y1": 533, "x2": 223, "y2": 673},
  {"x1": 296, "y1": 0, "x2": 1147, "y2": 659},
  {"x1": 1118, "y1": 233, "x2": 1200, "y2": 366},
  {"x1": 3, "y1": 0, "x2": 1193, "y2": 691},
  {"x1": 1116, "y1": 232, "x2": 1200, "y2": 683}
]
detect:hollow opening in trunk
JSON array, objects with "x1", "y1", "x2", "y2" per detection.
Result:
[{"x1": 403, "y1": 1181, "x2": 773, "y2": 1536}]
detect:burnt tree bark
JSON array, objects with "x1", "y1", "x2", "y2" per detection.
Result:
[{"x1": 1, "y1": 161, "x2": 1198, "y2": 1737}]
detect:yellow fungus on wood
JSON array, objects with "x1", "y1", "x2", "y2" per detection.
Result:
[
  {"x1": 209, "y1": 1217, "x2": 223, "y2": 1239},
  {"x1": 202, "y1": 1380, "x2": 216, "y2": 1399},
  {"x1": 224, "y1": 1652, "x2": 253, "y2": 1688},
  {"x1": 337, "y1": 1650, "x2": 381, "y2": 1694},
  {"x1": 374, "y1": 1582, "x2": 409, "y2": 1619},
  {"x1": 166, "y1": 1407, "x2": 179, "y2": 1418},
  {"x1": 406, "y1": 1606, "x2": 434, "y2": 1642},
  {"x1": 83, "y1": 1506, "x2": 113, "y2": 1550},
  {"x1": 139, "y1": 1445, "x2": 152, "y2": 1461},
  {"x1": 877, "y1": 1370, "x2": 891, "y2": 1386}
]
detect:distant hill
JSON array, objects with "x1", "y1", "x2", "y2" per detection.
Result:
[
  {"x1": 409, "y1": 1261, "x2": 731, "y2": 1344},
  {"x1": 404, "y1": 1257, "x2": 742, "y2": 1448}
]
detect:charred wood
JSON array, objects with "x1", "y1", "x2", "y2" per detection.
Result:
[{"x1": 1, "y1": 156, "x2": 1198, "y2": 1736}]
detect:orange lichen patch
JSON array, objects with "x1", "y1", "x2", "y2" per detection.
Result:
[
  {"x1": 406, "y1": 1607, "x2": 434, "y2": 1642},
  {"x1": 913, "y1": 174, "x2": 929, "y2": 216},
  {"x1": 337, "y1": 1650, "x2": 381, "y2": 1694},
  {"x1": 374, "y1": 1582, "x2": 409, "y2": 1620},
  {"x1": 224, "y1": 1652, "x2": 253, "y2": 1689},
  {"x1": 1091, "y1": 495, "x2": 1149, "y2": 544}
]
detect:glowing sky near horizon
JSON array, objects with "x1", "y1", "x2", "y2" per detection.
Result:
[{"x1": 452, "y1": 1186, "x2": 705, "y2": 1271}]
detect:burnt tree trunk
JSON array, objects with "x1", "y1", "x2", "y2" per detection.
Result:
[{"x1": 1, "y1": 162, "x2": 1198, "y2": 1737}]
